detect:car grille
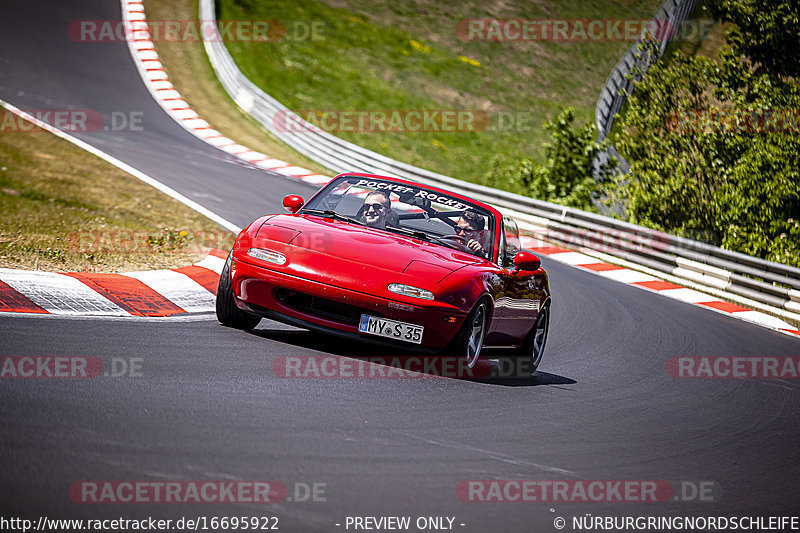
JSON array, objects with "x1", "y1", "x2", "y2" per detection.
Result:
[{"x1": 275, "y1": 289, "x2": 381, "y2": 326}]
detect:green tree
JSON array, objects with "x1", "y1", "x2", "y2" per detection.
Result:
[
  {"x1": 713, "y1": 0, "x2": 800, "y2": 81},
  {"x1": 612, "y1": 1, "x2": 800, "y2": 267},
  {"x1": 511, "y1": 108, "x2": 613, "y2": 211}
]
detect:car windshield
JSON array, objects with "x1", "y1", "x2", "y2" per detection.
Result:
[{"x1": 302, "y1": 176, "x2": 495, "y2": 259}]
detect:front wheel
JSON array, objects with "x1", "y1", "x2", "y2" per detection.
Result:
[
  {"x1": 516, "y1": 305, "x2": 549, "y2": 375},
  {"x1": 450, "y1": 299, "x2": 488, "y2": 368},
  {"x1": 216, "y1": 252, "x2": 261, "y2": 331}
]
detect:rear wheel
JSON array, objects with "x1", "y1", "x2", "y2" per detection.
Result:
[
  {"x1": 451, "y1": 299, "x2": 488, "y2": 368},
  {"x1": 216, "y1": 252, "x2": 261, "y2": 331},
  {"x1": 516, "y1": 305, "x2": 549, "y2": 375}
]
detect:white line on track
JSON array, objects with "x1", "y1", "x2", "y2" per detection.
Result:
[
  {"x1": 0, "y1": 311, "x2": 218, "y2": 322},
  {"x1": 0, "y1": 98, "x2": 241, "y2": 234}
]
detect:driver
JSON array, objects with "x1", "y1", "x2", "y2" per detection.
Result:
[
  {"x1": 362, "y1": 190, "x2": 392, "y2": 229},
  {"x1": 456, "y1": 209, "x2": 489, "y2": 258}
]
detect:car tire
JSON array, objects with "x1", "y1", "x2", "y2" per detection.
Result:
[
  {"x1": 216, "y1": 252, "x2": 261, "y2": 331},
  {"x1": 515, "y1": 304, "x2": 549, "y2": 376},
  {"x1": 450, "y1": 299, "x2": 489, "y2": 368}
]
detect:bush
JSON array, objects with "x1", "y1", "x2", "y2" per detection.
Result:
[
  {"x1": 611, "y1": 1, "x2": 800, "y2": 267},
  {"x1": 487, "y1": 108, "x2": 613, "y2": 212}
]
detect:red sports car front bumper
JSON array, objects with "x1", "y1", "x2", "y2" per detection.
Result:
[{"x1": 230, "y1": 257, "x2": 468, "y2": 350}]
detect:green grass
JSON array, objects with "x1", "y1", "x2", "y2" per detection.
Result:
[
  {"x1": 217, "y1": 0, "x2": 662, "y2": 186},
  {"x1": 0, "y1": 122, "x2": 232, "y2": 272}
]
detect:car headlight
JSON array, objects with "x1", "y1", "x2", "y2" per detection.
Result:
[
  {"x1": 388, "y1": 283, "x2": 434, "y2": 300},
  {"x1": 247, "y1": 248, "x2": 287, "y2": 265}
]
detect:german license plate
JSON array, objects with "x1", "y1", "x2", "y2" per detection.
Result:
[{"x1": 358, "y1": 315, "x2": 423, "y2": 344}]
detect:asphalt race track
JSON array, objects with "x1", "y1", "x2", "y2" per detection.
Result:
[{"x1": 1, "y1": 1, "x2": 799, "y2": 531}]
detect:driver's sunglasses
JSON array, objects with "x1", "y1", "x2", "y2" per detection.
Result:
[
  {"x1": 455, "y1": 226, "x2": 478, "y2": 235},
  {"x1": 364, "y1": 203, "x2": 387, "y2": 212}
]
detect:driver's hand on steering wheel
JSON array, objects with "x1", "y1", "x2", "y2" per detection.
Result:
[{"x1": 466, "y1": 239, "x2": 484, "y2": 254}]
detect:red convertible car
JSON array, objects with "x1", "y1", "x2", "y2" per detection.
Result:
[{"x1": 216, "y1": 173, "x2": 550, "y2": 373}]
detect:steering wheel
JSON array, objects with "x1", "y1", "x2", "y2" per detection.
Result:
[{"x1": 441, "y1": 234, "x2": 467, "y2": 245}]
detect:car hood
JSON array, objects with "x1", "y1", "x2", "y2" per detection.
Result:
[{"x1": 252, "y1": 214, "x2": 481, "y2": 285}]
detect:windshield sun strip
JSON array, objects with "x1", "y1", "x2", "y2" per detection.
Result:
[{"x1": 301, "y1": 177, "x2": 497, "y2": 257}]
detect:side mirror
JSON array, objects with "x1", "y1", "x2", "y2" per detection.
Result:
[
  {"x1": 513, "y1": 251, "x2": 541, "y2": 272},
  {"x1": 283, "y1": 195, "x2": 304, "y2": 213}
]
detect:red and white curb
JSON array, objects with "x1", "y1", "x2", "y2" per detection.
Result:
[
  {"x1": 519, "y1": 234, "x2": 800, "y2": 340},
  {"x1": 121, "y1": 0, "x2": 332, "y2": 188},
  {"x1": 0, "y1": 250, "x2": 226, "y2": 317}
]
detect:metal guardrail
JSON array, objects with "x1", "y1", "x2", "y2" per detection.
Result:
[
  {"x1": 594, "y1": 0, "x2": 700, "y2": 174},
  {"x1": 199, "y1": 0, "x2": 800, "y2": 321}
]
